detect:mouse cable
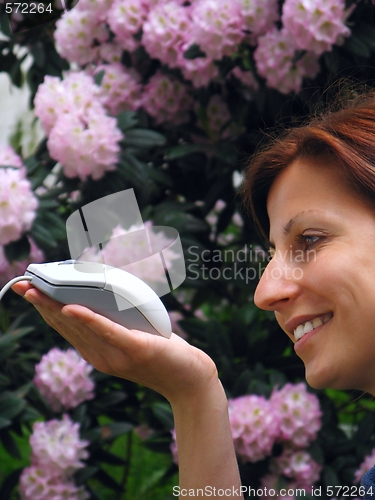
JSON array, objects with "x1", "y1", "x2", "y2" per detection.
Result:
[{"x1": 0, "y1": 276, "x2": 33, "y2": 301}]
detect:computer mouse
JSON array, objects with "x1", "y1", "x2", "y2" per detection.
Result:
[{"x1": 24, "y1": 260, "x2": 172, "y2": 338}]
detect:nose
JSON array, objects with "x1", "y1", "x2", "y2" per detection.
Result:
[{"x1": 254, "y1": 256, "x2": 301, "y2": 311}]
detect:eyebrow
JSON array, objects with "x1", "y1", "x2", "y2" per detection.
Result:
[{"x1": 268, "y1": 210, "x2": 326, "y2": 248}]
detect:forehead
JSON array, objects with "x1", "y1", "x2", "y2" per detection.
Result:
[{"x1": 266, "y1": 157, "x2": 366, "y2": 240}]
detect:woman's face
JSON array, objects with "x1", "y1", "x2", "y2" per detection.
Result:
[{"x1": 254, "y1": 156, "x2": 375, "y2": 394}]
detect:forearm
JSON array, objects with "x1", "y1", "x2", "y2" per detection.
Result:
[{"x1": 170, "y1": 379, "x2": 243, "y2": 499}]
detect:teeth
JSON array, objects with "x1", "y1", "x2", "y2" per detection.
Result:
[{"x1": 294, "y1": 313, "x2": 332, "y2": 342}]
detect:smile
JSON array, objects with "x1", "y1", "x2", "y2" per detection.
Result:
[{"x1": 294, "y1": 313, "x2": 333, "y2": 342}]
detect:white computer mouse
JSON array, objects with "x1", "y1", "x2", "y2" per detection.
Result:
[{"x1": 24, "y1": 260, "x2": 172, "y2": 338}]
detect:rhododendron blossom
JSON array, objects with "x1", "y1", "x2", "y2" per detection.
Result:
[
  {"x1": 270, "y1": 448, "x2": 321, "y2": 487},
  {"x1": 81, "y1": 221, "x2": 180, "y2": 286},
  {"x1": 228, "y1": 394, "x2": 280, "y2": 463},
  {"x1": 20, "y1": 416, "x2": 90, "y2": 500},
  {"x1": 354, "y1": 447, "x2": 375, "y2": 484},
  {"x1": 270, "y1": 383, "x2": 322, "y2": 448},
  {"x1": 34, "y1": 348, "x2": 95, "y2": 412},
  {"x1": 282, "y1": 0, "x2": 351, "y2": 55},
  {"x1": 55, "y1": 8, "x2": 108, "y2": 65},
  {"x1": 95, "y1": 63, "x2": 142, "y2": 115},
  {"x1": 0, "y1": 144, "x2": 24, "y2": 169},
  {"x1": 0, "y1": 168, "x2": 38, "y2": 246},
  {"x1": 19, "y1": 465, "x2": 89, "y2": 500},
  {"x1": 190, "y1": 0, "x2": 244, "y2": 60},
  {"x1": 142, "y1": 2, "x2": 191, "y2": 67},
  {"x1": 254, "y1": 29, "x2": 319, "y2": 94},
  {"x1": 237, "y1": 0, "x2": 279, "y2": 37},
  {"x1": 107, "y1": 0, "x2": 147, "y2": 52},
  {"x1": 30, "y1": 415, "x2": 89, "y2": 476},
  {"x1": 34, "y1": 72, "x2": 123, "y2": 181},
  {"x1": 142, "y1": 72, "x2": 193, "y2": 125}
]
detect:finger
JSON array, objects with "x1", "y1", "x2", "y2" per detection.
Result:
[
  {"x1": 11, "y1": 281, "x2": 35, "y2": 296},
  {"x1": 61, "y1": 304, "x2": 162, "y2": 357}
]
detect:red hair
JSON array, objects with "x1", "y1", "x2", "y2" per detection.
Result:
[{"x1": 241, "y1": 94, "x2": 375, "y2": 242}]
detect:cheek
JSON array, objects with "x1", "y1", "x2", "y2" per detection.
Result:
[{"x1": 302, "y1": 252, "x2": 353, "y2": 298}]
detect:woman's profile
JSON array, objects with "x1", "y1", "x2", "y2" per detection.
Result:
[{"x1": 13, "y1": 91, "x2": 375, "y2": 497}]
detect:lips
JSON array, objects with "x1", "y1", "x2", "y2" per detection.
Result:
[
  {"x1": 285, "y1": 313, "x2": 333, "y2": 342},
  {"x1": 293, "y1": 313, "x2": 333, "y2": 341}
]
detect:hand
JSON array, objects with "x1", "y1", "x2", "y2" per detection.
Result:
[{"x1": 12, "y1": 281, "x2": 218, "y2": 405}]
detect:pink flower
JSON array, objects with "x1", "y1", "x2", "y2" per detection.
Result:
[
  {"x1": 33, "y1": 348, "x2": 94, "y2": 412},
  {"x1": 76, "y1": 0, "x2": 115, "y2": 20},
  {"x1": 142, "y1": 72, "x2": 193, "y2": 125},
  {"x1": 142, "y1": 2, "x2": 192, "y2": 68},
  {"x1": 0, "y1": 144, "x2": 24, "y2": 169},
  {"x1": 34, "y1": 73, "x2": 98, "y2": 135},
  {"x1": 95, "y1": 63, "x2": 142, "y2": 115},
  {"x1": 80, "y1": 221, "x2": 180, "y2": 288},
  {"x1": 178, "y1": 56, "x2": 218, "y2": 88},
  {"x1": 202, "y1": 94, "x2": 232, "y2": 140},
  {"x1": 270, "y1": 383, "x2": 322, "y2": 448},
  {"x1": 19, "y1": 465, "x2": 89, "y2": 500},
  {"x1": 190, "y1": 0, "x2": 244, "y2": 60},
  {"x1": 169, "y1": 311, "x2": 188, "y2": 338},
  {"x1": 54, "y1": 8, "x2": 108, "y2": 65},
  {"x1": 228, "y1": 394, "x2": 280, "y2": 463},
  {"x1": 237, "y1": 0, "x2": 279, "y2": 37},
  {"x1": 271, "y1": 448, "x2": 321, "y2": 487},
  {"x1": 29, "y1": 415, "x2": 89, "y2": 477},
  {"x1": 107, "y1": 0, "x2": 147, "y2": 52},
  {"x1": 354, "y1": 448, "x2": 375, "y2": 484},
  {"x1": 282, "y1": 0, "x2": 351, "y2": 55},
  {"x1": 99, "y1": 42, "x2": 124, "y2": 64},
  {"x1": 20, "y1": 416, "x2": 90, "y2": 500},
  {"x1": 170, "y1": 429, "x2": 179, "y2": 464},
  {"x1": 254, "y1": 28, "x2": 320, "y2": 94},
  {"x1": 0, "y1": 168, "x2": 38, "y2": 246},
  {"x1": 47, "y1": 102, "x2": 122, "y2": 181}
]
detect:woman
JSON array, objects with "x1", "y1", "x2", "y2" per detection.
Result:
[{"x1": 13, "y1": 93, "x2": 375, "y2": 495}]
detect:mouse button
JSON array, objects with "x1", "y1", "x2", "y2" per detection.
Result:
[{"x1": 28, "y1": 261, "x2": 106, "y2": 288}]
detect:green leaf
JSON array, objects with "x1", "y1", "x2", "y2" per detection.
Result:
[
  {"x1": 165, "y1": 144, "x2": 208, "y2": 160},
  {"x1": 94, "y1": 391, "x2": 127, "y2": 408},
  {"x1": 101, "y1": 422, "x2": 134, "y2": 441},
  {"x1": 183, "y1": 43, "x2": 206, "y2": 59},
  {"x1": 151, "y1": 402, "x2": 174, "y2": 429},
  {"x1": 0, "y1": 430, "x2": 21, "y2": 459},
  {"x1": 122, "y1": 129, "x2": 166, "y2": 148},
  {"x1": 0, "y1": 392, "x2": 26, "y2": 420},
  {"x1": 116, "y1": 111, "x2": 138, "y2": 132},
  {"x1": 4, "y1": 235, "x2": 31, "y2": 262},
  {"x1": 94, "y1": 69, "x2": 105, "y2": 86},
  {"x1": 345, "y1": 35, "x2": 371, "y2": 58},
  {"x1": 0, "y1": 417, "x2": 11, "y2": 430},
  {"x1": 0, "y1": 327, "x2": 33, "y2": 349}
]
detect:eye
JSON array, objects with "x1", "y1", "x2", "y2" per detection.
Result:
[{"x1": 296, "y1": 233, "x2": 320, "y2": 249}]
